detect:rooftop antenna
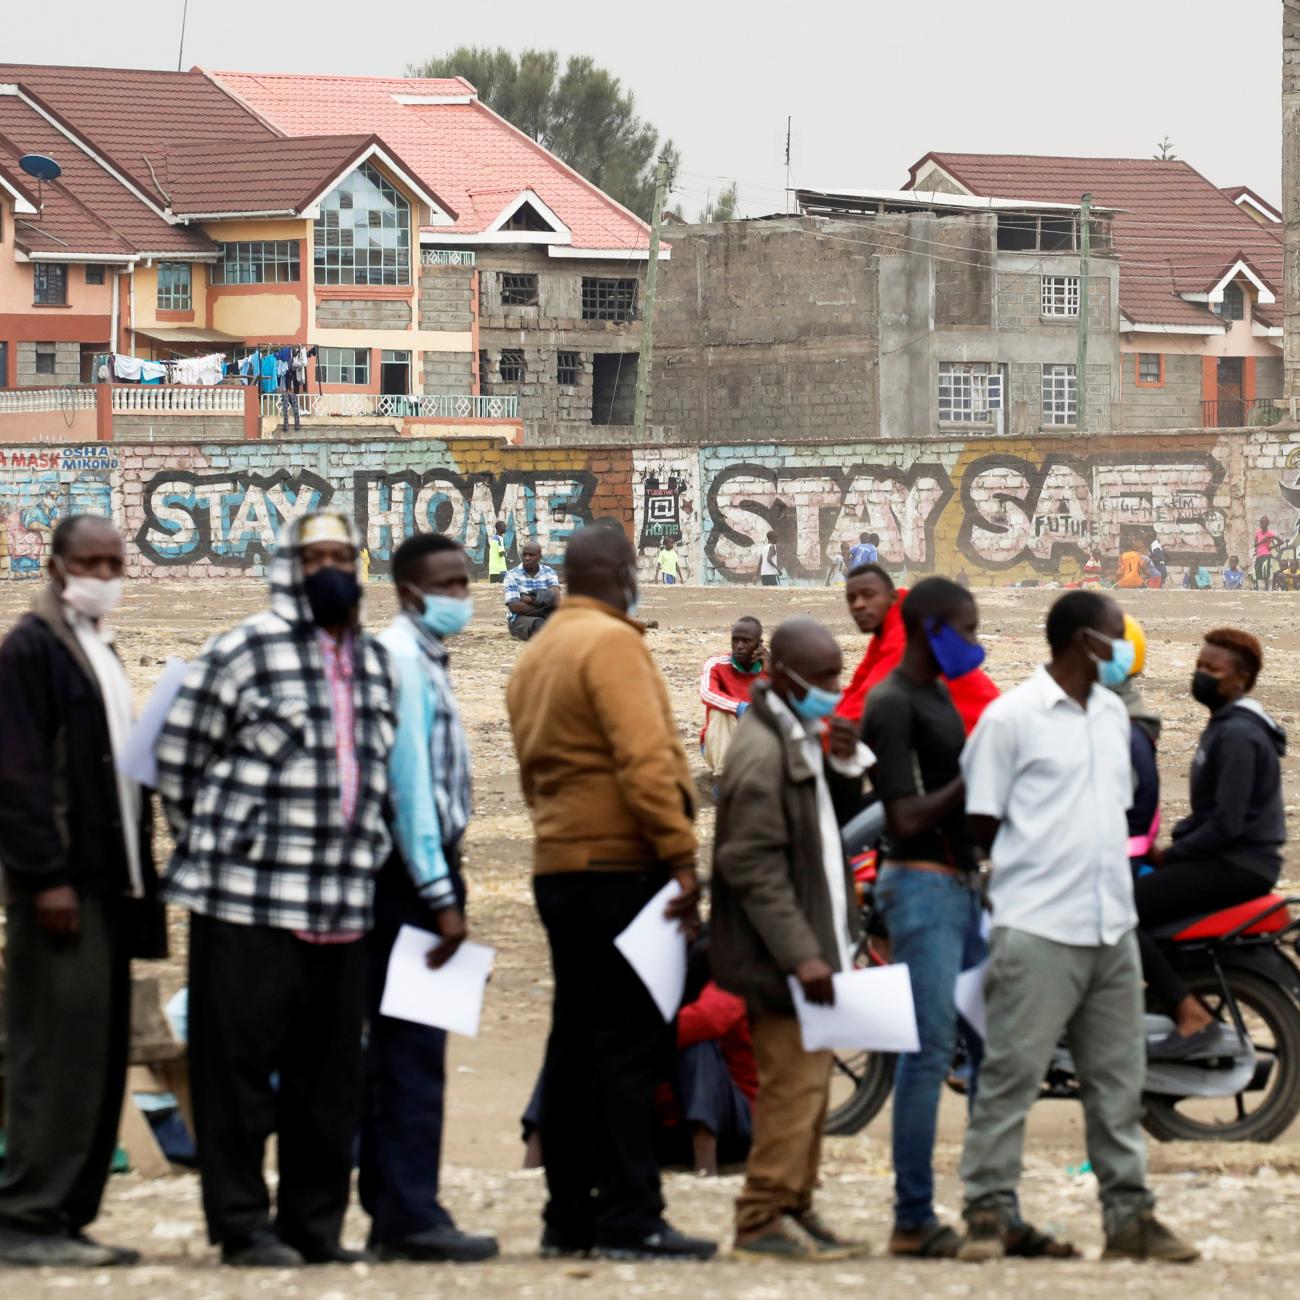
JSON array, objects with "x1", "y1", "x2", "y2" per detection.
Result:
[
  {"x1": 177, "y1": 0, "x2": 189, "y2": 72},
  {"x1": 19, "y1": 153, "x2": 61, "y2": 218},
  {"x1": 785, "y1": 115, "x2": 792, "y2": 215}
]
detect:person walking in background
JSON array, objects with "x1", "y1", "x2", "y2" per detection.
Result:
[
  {"x1": 157, "y1": 512, "x2": 397, "y2": 1268},
  {"x1": 759, "y1": 531, "x2": 781, "y2": 586},
  {"x1": 825, "y1": 541, "x2": 850, "y2": 586},
  {"x1": 488, "y1": 520, "x2": 509, "y2": 585},
  {"x1": 1254, "y1": 516, "x2": 1280, "y2": 589},
  {"x1": 504, "y1": 541, "x2": 561, "y2": 642},
  {"x1": 657, "y1": 537, "x2": 684, "y2": 585},
  {"x1": 361, "y1": 533, "x2": 499, "y2": 1263},
  {"x1": 848, "y1": 532, "x2": 879, "y2": 570},
  {"x1": 0, "y1": 516, "x2": 163, "y2": 1269},
  {"x1": 1223, "y1": 555, "x2": 1246, "y2": 590},
  {"x1": 711, "y1": 617, "x2": 871, "y2": 1262},
  {"x1": 956, "y1": 591, "x2": 1196, "y2": 1264},
  {"x1": 862, "y1": 579, "x2": 987, "y2": 1260},
  {"x1": 699, "y1": 616, "x2": 765, "y2": 777},
  {"x1": 506, "y1": 526, "x2": 715, "y2": 1262}
]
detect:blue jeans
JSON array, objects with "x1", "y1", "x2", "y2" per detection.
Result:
[{"x1": 875, "y1": 865, "x2": 986, "y2": 1230}]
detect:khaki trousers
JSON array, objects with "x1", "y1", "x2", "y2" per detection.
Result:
[{"x1": 734, "y1": 1013, "x2": 832, "y2": 1232}]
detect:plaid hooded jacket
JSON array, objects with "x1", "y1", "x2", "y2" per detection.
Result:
[{"x1": 157, "y1": 514, "x2": 397, "y2": 933}]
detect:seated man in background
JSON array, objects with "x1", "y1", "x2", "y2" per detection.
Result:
[
  {"x1": 504, "y1": 541, "x2": 560, "y2": 642},
  {"x1": 1116, "y1": 546, "x2": 1148, "y2": 589},
  {"x1": 1223, "y1": 556, "x2": 1246, "y2": 591},
  {"x1": 700, "y1": 616, "x2": 764, "y2": 776}
]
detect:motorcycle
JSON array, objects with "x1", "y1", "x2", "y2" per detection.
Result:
[{"x1": 826, "y1": 804, "x2": 1300, "y2": 1143}]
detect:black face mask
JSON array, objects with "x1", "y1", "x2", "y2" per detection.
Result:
[
  {"x1": 303, "y1": 567, "x2": 360, "y2": 627},
  {"x1": 1191, "y1": 670, "x2": 1225, "y2": 711}
]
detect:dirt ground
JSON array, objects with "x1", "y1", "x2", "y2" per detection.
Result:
[{"x1": 2, "y1": 577, "x2": 1300, "y2": 1297}]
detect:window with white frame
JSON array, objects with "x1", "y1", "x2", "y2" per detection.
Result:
[
  {"x1": 938, "y1": 362, "x2": 1003, "y2": 423},
  {"x1": 1041, "y1": 275, "x2": 1079, "y2": 318},
  {"x1": 313, "y1": 163, "x2": 411, "y2": 286},
  {"x1": 317, "y1": 347, "x2": 370, "y2": 385},
  {"x1": 1041, "y1": 363, "x2": 1077, "y2": 425},
  {"x1": 157, "y1": 262, "x2": 192, "y2": 311}
]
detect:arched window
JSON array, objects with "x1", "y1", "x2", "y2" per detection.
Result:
[
  {"x1": 314, "y1": 163, "x2": 411, "y2": 286},
  {"x1": 1216, "y1": 281, "x2": 1244, "y2": 321}
]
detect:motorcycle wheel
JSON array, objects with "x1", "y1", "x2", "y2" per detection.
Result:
[
  {"x1": 1142, "y1": 969, "x2": 1300, "y2": 1143},
  {"x1": 824, "y1": 1049, "x2": 895, "y2": 1136}
]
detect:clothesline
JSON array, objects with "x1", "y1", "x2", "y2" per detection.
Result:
[{"x1": 109, "y1": 351, "x2": 226, "y2": 387}]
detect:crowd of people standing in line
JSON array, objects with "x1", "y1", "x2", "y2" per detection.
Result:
[{"x1": 0, "y1": 511, "x2": 1285, "y2": 1269}]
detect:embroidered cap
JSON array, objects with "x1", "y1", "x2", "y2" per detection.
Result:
[{"x1": 299, "y1": 514, "x2": 353, "y2": 548}]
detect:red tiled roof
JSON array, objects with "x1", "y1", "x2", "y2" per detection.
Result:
[
  {"x1": 208, "y1": 71, "x2": 656, "y2": 252},
  {"x1": 1220, "y1": 185, "x2": 1283, "y2": 221},
  {"x1": 910, "y1": 152, "x2": 1283, "y2": 329}
]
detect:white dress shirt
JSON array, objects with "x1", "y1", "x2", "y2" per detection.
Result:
[
  {"x1": 962, "y1": 664, "x2": 1135, "y2": 946},
  {"x1": 70, "y1": 612, "x2": 144, "y2": 898}
]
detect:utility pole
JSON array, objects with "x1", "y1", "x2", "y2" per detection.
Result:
[
  {"x1": 1076, "y1": 192, "x2": 1091, "y2": 432},
  {"x1": 633, "y1": 155, "x2": 668, "y2": 434},
  {"x1": 785, "y1": 116, "x2": 792, "y2": 214},
  {"x1": 177, "y1": 0, "x2": 189, "y2": 72}
]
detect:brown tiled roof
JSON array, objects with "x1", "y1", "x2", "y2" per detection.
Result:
[
  {"x1": 1221, "y1": 185, "x2": 1282, "y2": 221},
  {"x1": 910, "y1": 152, "x2": 1283, "y2": 329}
]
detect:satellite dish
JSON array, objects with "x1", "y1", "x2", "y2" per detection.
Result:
[{"x1": 19, "y1": 154, "x2": 61, "y2": 181}]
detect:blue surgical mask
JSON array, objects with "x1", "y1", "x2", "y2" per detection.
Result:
[
  {"x1": 1086, "y1": 628, "x2": 1136, "y2": 688},
  {"x1": 924, "y1": 618, "x2": 986, "y2": 680},
  {"x1": 412, "y1": 590, "x2": 473, "y2": 638},
  {"x1": 780, "y1": 663, "x2": 842, "y2": 722}
]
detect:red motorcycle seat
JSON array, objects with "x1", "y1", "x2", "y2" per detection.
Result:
[{"x1": 1169, "y1": 894, "x2": 1291, "y2": 941}]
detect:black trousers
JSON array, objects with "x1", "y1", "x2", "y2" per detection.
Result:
[
  {"x1": 187, "y1": 914, "x2": 366, "y2": 1249},
  {"x1": 0, "y1": 895, "x2": 129, "y2": 1236},
  {"x1": 534, "y1": 869, "x2": 673, "y2": 1247},
  {"x1": 1134, "y1": 860, "x2": 1271, "y2": 1010},
  {"x1": 359, "y1": 855, "x2": 464, "y2": 1244}
]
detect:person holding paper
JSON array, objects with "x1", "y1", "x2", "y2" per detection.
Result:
[
  {"x1": 0, "y1": 514, "x2": 164, "y2": 1269},
  {"x1": 506, "y1": 525, "x2": 716, "y2": 1262},
  {"x1": 862, "y1": 577, "x2": 988, "y2": 1259},
  {"x1": 360, "y1": 532, "x2": 500, "y2": 1263},
  {"x1": 157, "y1": 512, "x2": 396, "y2": 1269},
  {"x1": 956, "y1": 592, "x2": 1197, "y2": 1265},
  {"x1": 711, "y1": 617, "x2": 872, "y2": 1263}
]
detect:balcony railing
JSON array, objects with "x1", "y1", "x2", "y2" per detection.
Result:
[
  {"x1": 421, "y1": 249, "x2": 477, "y2": 267},
  {"x1": 260, "y1": 392, "x2": 518, "y2": 420},
  {"x1": 1202, "y1": 397, "x2": 1283, "y2": 428},
  {"x1": 112, "y1": 385, "x2": 245, "y2": 414},
  {"x1": 0, "y1": 386, "x2": 96, "y2": 414}
]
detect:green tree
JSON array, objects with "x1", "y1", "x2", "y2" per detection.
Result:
[
  {"x1": 409, "y1": 46, "x2": 678, "y2": 216},
  {"x1": 1154, "y1": 136, "x2": 1178, "y2": 161},
  {"x1": 699, "y1": 182, "x2": 740, "y2": 223}
]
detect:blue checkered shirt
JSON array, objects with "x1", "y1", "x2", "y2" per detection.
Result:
[{"x1": 503, "y1": 563, "x2": 559, "y2": 622}]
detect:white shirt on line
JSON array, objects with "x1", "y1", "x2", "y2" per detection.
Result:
[
  {"x1": 70, "y1": 611, "x2": 145, "y2": 899},
  {"x1": 961, "y1": 662, "x2": 1135, "y2": 947}
]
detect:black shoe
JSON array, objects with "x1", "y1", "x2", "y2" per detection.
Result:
[
  {"x1": 594, "y1": 1225, "x2": 717, "y2": 1261},
  {"x1": 221, "y1": 1233, "x2": 305, "y2": 1268},
  {"x1": 539, "y1": 1226, "x2": 593, "y2": 1259},
  {"x1": 374, "y1": 1224, "x2": 499, "y2": 1263},
  {"x1": 73, "y1": 1232, "x2": 140, "y2": 1266},
  {"x1": 0, "y1": 1227, "x2": 116, "y2": 1268},
  {"x1": 289, "y1": 1240, "x2": 372, "y2": 1265}
]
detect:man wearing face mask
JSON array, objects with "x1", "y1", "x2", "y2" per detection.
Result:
[
  {"x1": 956, "y1": 591, "x2": 1196, "y2": 1264},
  {"x1": 862, "y1": 578, "x2": 988, "y2": 1259},
  {"x1": 711, "y1": 617, "x2": 872, "y2": 1262},
  {"x1": 0, "y1": 515, "x2": 162, "y2": 1268},
  {"x1": 1136, "y1": 629, "x2": 1283, "y2": 1060},
  {"x1": 157, "y1": 512, "x2": 397, "y2": 1268},
  {"x1": 506, "y1": 525, "x2": 715, "y2": 1262},
  {"x1": 360, "y1": 532, "x2": 498, "y2": 1262}
]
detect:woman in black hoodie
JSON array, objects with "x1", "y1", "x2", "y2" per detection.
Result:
[{"x1": 1135, "y1": 628, "x2": 1286, "y2": 1060}]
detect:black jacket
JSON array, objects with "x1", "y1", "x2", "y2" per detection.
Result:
[
  {"x1": 1167, "y1": 699, "x2": 1287, "y2": 882},
  {"x1": 0, "y1": 584, "x2": 164, "y2": 954}
]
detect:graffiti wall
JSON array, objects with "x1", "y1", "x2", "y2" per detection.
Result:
[{"x1": 0, "y1": 428, "x2": 1293, "y2": 583}]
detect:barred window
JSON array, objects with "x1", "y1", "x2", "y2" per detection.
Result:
[
  {"x1": 557, "y1": 350, "x2": 580, "y2": 385},
  {"x1": 1214, "y1": 281, "x2": 1245, "y2": 321},
  {"x1": 499, "y1": 349, "x2": 525, "y2": 382},
  {"x1": 317, "y1": 347, "x2": 370, "y2": 385},
  {"x1": 85, "y1": 265, "x2": 106, "y2": 286},
  {"x1": 938, "y1": 362, "x2": 1003, "y2": 423},
  {"x1": 157, "y1": 262, "x2": 192, "y2": 311},
  {"x1": 211, "y1": 241, "x2": 300, "y2": 284},
  {"x1": 1041, "y1": 363, "x2": 1077, "y2": 425},
  {"x1": 314, "y1": 163, "x2": 411, "y2": 286},
  {"x1": 501, "y1": 273, "x2": 539, "y2": 306},
  {"x1": 1137, "y1": 353, "x2": 1163, "y2": 385},
  {"x1": 1040, "y1": 275, "x2": 1079, "y2": 318},
  {"x1": 581, "y1": 277, "x2": 637, "y2": 322},
  {"x1": 33, "y1": 263, "x2": 67, "y2": 305}
]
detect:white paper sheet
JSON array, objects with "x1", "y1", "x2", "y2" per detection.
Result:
[
  {"x1": 614, "y1": 879, "x2": 687, "y2": 1022},
  {"x1": 788, "y1": 963, "x2": 920, "y2": 1053},
  {"x1": 118, "y1": 657, "x2": 190, "y2": 789},
  {"x1": 378, "y1": 926, "x2": 495, "y2": 1037},
  {"x1": 954, "y1": 960, "x2": 990, "y2": 1039}
]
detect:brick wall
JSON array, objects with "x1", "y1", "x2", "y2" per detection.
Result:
[
  {"x1": 315, "y1": 299, "x2": 413, "y2": 330},
  {"x1": 996, "y1": 273, "x2": 1111, "y2": 332},
  {"x1": 16, "y1": 341, "x2": 80, "y2": 387},
  {"x1": 1120, "y1": 353, "x2": 1203, "y2": 430},
  {"x1": 2, "y1": 425, "x2": 1294, "y2": 587}
]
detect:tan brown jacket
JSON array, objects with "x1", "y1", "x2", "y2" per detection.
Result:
[{"x1": 506, "y1": 595, "x2": 697, "y2": 874}]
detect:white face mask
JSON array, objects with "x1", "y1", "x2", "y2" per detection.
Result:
[{"x1": 61, "y1": 573, "x2": 124, "y2": 621}]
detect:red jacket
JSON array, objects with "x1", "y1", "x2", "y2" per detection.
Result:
[
  {"x1": 677, "y1": 981, "x2": 758, "y2": 1101},
  {"x1": 835, "y1": 589, "x2": 1000, "y2": 735},
  {"x1": 699, "y1": 654, "x2": 762, "y2": 744}
]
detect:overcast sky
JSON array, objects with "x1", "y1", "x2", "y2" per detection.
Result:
[{"x1": 5, "y1": 0, "x2": 1284, "y2": 217}]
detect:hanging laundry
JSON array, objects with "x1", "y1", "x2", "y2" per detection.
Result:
[
  {"x1": 113, "y1": 354, "x2": 144, "y2": 381},
  {"x1": 259, "y1": 352, "x2": 279, "y2": 394},
  {"x1": 173, "y1": 353, "x2": 226, "y2": 386}
]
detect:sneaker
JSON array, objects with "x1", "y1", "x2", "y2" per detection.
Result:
[
  {"x1": 221, "y1": 1233, "x2": 305, "y2": 1268},
  {"x1": 72, "y1": 1232, "x2": 140, "y2": 1266},
  {"x1": 0, "y1": 1228, "x2": 116, "y2": 1268},
  {"x1": 794, "y1": 1212, "x2": 870, "y2": 1259},
  {"x1": 594, "y1": 1224, "x2": 716, "y2": 1262},
  {"x1": 734, "y1": 1215, "x2": 847, "y2": 1263},
  {"x1": 1103, "y1": 1210, "x2": 1200, "y2": 1263},
  {"x1": 539, "y1": 1227, "x2": 592, "y2": 1259},
  {"x1": 374, "y1": 1224, "x2": 499, "y2": 1263},
  {"x1": 1148, "y1": 1023, "x2": 1237, "y2": 1062},
  {"x1": 956, "y1": 1209, "x2": 1006, "y2": 1263}
]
